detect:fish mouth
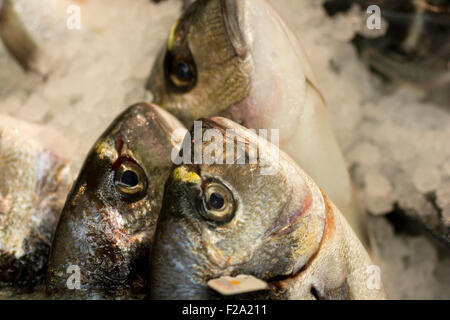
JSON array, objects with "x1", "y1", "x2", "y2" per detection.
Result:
[{"x1": 143, "y1": 102, "x2": 188, "y2": 140}]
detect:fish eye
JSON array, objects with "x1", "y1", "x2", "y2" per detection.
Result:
[
  {"x1": 114, "y1": 161, "x2": 147, "y2": 200},
  {"x1": 208, "y1": 193, "x2": 225, "y2": 210},
  {"x1": 165, "y1": 51, "x2": 197, "y2": 92},
  {"x1": 171, "y1": 61, "x2": 194, "y2": 85},
  {"x1": 200, "y1": 181, "x2": 235, "y2": 223}
]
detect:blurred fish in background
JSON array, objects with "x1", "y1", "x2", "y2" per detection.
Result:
[
  {"x1": 324, "y1": 0, "x2": 450, "y2": 105},
  {"x1": 0, "y1": 115, "x2": 72, "y2": 295},
  {"x1": 0, "y1": 0, "x2": 74, "y2": 73}
]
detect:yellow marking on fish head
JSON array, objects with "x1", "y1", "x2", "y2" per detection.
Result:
[
  {"x1": 171, "y1": 166, "x2": 201, "y2": 184},
  {"x1": 167, "y1": 19, "x2": 180, "y2": 51},
  {"x1": 94, "y1": 139, "x2": 117, "y2": 161}
]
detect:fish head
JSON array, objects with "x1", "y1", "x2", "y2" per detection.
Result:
[
  {"x1": 47, "y1": 103, "x2": 186, "y2": 298},
  {"x1": 147, "y1": 0, "x2": 320, "y2": 137},
  {"x1": 149, "y1": 117, "x2": 327, "y2": 299},
  {"x1": 147, "y1": 0, "x2": 252, "y2": 126}
]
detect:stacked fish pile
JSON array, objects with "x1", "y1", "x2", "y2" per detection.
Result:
[{"x1": 0, "y1": 0, "x2": 387, "y2": 299}]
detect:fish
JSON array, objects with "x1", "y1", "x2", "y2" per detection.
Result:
[
  {"x1": 149, "y1": 117, "x2": 386, "y2": 300},
  {"x1": 46, "y1": 103, "x2": 186, "y2": 299},
  {"x1": 0, "y1": 115, "x2": 72, "y2": 291},
  {"x1": 146, "y1": 0, "x2": 368, "y2": 245}
]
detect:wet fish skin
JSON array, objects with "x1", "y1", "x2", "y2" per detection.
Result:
[
  {"x1": 149, "y1": 117, "x2": 386, "y2": 300},
  {"x1": 46, "y1": 103, "x2": 186, "y2": 299},
  {"x1": 147, "y1": 0, "x2": 367, "y2": 245},
  {"x1": 0, "y1": 116, "x2": 72, "y2": 290}
]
